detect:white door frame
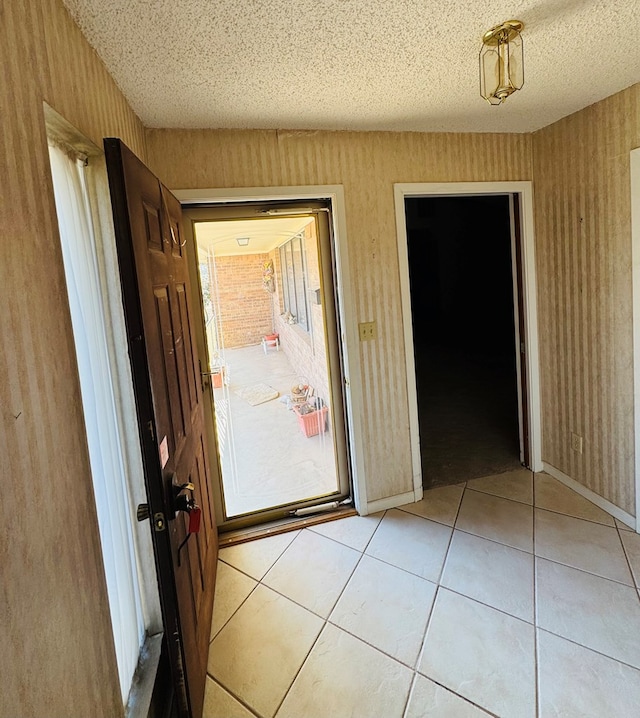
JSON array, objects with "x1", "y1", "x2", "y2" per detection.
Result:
[
  {"x1": 394, "y1": 181, "x2": 543, "y2": 495},
  {"x1": 630, "y1": 149, "x2": 640, "y2": 532},
  {"x1": 173, "y1": 186, "x2": 368, "y2": 514}
]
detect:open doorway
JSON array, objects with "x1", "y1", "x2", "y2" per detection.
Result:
[
  {"x1": 395, "y1": 182, "x2": 541, "y2": 494},
  {"x1": 406, "y1": 195, "x2": 522, "y2": 488},
  {"x1": 184, "y1": 202, "x2": 352, "y2": 530}
]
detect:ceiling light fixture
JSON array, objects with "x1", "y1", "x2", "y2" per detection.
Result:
[
  {"x1": 236, "y1": 237, "x2": 250, "y2": 246},
  {"x1": 479, "y1": 20, "x2": 524, "y2": 105}
]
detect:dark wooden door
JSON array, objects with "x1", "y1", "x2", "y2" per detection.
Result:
[{"x1": 105, "y1": 138, "x2": 217, "y2": 718}]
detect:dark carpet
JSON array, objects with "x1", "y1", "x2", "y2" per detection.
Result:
[{"x1": 416, "y1": 347, "x2": 522, "y2": 489}]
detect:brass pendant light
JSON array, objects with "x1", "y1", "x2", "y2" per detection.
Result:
[{"x1": 480, "y1": 20, "x2": 525, "y2": 105}]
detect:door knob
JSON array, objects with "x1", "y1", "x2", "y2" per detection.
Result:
[{"x1": 175, "y1": 492, "x2": 196, "y2": 513}]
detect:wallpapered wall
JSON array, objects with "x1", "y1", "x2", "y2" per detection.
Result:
[
  {"x1": 0, "y1": 0, "x2": 146, "y2": 714},
  {"x1": 3, "y1": 0, "x2": 639, "y2": 713},
  {"x1": 533, "y1": 85, "x2": 640, "y2": 513},
  {"x1": 145, "y1": 128, "x2": 532, "y2": 504},
  {"x1": 147, "y1": 94, "x2": 640, "y2": 515}
]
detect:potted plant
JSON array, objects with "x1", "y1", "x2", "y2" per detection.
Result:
[{"x1": 293, "y1": 398, "x2": 328, "y2": 437}]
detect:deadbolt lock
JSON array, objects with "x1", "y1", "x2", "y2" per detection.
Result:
[{"x1": 137, "y1": 504, "x2": 167, "y2": 532}]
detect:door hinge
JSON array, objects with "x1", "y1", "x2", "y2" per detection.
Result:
[
  {"x1": 147, "y1": 420, "x2": 155, "y2": 442},
  {"x1": 520, "y1": 341, "x2": 525, "y2": 354}
]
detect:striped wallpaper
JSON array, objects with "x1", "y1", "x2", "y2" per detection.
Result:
[
  {"x1": 1, "y1": 0, "x2": 145, "y2": 714},
  {"x1": 2, "y1": 0, "x2": 639, "y2": 712},
  {"x1": 146, "y1": 128, "x2": 532, "y2": 503},
  {"x1": 533, "y1": 85, "x2": 640, "y2": 513}
]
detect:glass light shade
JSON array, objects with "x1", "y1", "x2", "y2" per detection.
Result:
[{"x1": 479, "y1": 22, "x2": 524, "y2": 105}]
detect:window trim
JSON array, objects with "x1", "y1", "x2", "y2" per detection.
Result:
[
  {"x1": 279, "y1": 231, "x2": 310, "y2": 332},
  {"x1": 44, "y1": 103, "x2": 162, "y2": 717}
]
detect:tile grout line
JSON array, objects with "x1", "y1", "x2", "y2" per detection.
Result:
[
  {"x1": 305, "y1": 515, "x2": 385, "y2": 552},
  {"x1": 536, "y1": 625, "x2": 640, "y2": 674},
  {"x1": 210, "y1": 531, "x2": 303, "y2": 643},
  {"x1": 616, "y1": 522, "x2": 640, "y2": 599},
  {"x1": 217, "y1": 528, "x2": 300, "y2": 582},
  {"x1": 533, "y1": 472, "x2": 540, "y2": 718},
  {"x1": 533, "y1": 476, "x2": 640, "y2": 709},
  {"x1": 211, "y1": 529, "x2": 324, "y2": 718},
  {"x1": 204, "y1": 667, "x2": 263, "y2": 717},
  {"x1": 269, "y1": 620, "x2": 324, "y2": 717},
  {"x1": 434, "y1": 483, "x2": 467, "y2": 587},
  {"x1": 323, "y1": 618, "x2": 429, "y2": 672},
  {"x1": 402, "y1": 668, "x2": 503, "y2": 718},
  {"x1": 535, "y1": 552, "x2": 637, "y2": 588},
  {"x1": 208, "y1": 573, "x2": 259, "y2": 646},
  {"x1": 400, "y1": 672, "x2": 419, "y2": 718},
  {"x1": 269, "y1": 513, "x2": 388, "y2": 717},
  {"x1": 437, "y1": 585, "x2": 534, "y2": 624},
  {"x1": 361, "y1": 508, "x2": 388, "y2": 553},
  {"x1": 411, "y1": 482, "x2": 506, "y2": 718},
  {"x1": 445, "y1": 517, "x2": 636, "y2": 590},
  {"x1": 419, "y1": 676, "x2": 502, "y2": 718},
  {"x1": 211, "y1": 471, "x2": 637, "y2": 717},
  {"x1": 409, "y1": 482, "x2": 467, "y2": 708},
  {"x1": 394, "y1": 505, "x2": 460, "y2": 530},
  {"x1": 467, "y1": 482, "x2": 618, "y2": 529},
  {"x1": 453, "y1": 525, "x2": 534, "y2": 554},
  {"x1": 533, "y1": 503, "x2": 617, "y2": 528},
  {"x1": 465, "y1": 485, "x2": 533, "y2": 506},
  {"x1": 349, "y1": 548, "x2": 443, "y2": 583},
  {"x1": 326, "y1": 582, "x2": 538, "y2": 666}
]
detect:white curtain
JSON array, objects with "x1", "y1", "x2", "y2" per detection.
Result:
[{"x1": 48, "y1": 143, "x2": 144, "y2": 704}]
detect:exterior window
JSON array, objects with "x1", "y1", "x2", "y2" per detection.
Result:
[
  {"x1": 279, "y1": 232, "x2": 309, "y2": 331},
  {"x1": 48, "y1": 141, "x2": 145, "y2": 704}
]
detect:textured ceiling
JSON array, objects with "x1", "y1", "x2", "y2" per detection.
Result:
[{"x1": 63, "y1": 0, "x2": 640, "y2": 133}]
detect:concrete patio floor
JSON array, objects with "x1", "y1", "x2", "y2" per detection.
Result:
[{"x1": 212, "y1": 344, "x2": 338, "y2": 517}]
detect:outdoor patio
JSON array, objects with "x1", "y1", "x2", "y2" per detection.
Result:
[{"x1": 212, "y1": 343, "x2": 338, "y2": 517}]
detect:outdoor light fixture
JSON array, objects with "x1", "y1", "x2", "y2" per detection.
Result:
[
  {"x1": 479, "y1": 20, "x2": 524, "y2": 105},
  {"x1": 236, "y1": 237, "x2": 250, "y2": 246}
]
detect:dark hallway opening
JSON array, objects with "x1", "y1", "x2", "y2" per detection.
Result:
[{"x1": 405, "y1": 195, "x2": 522, "y2": 489}]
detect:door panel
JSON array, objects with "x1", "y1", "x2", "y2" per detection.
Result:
[{"x1": 105, "y1": 138, "x2": 217, "y2": 718}]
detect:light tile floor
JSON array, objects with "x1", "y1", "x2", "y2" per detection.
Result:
[{"x1": 205, "y1": 469, "x2": 640, "y2": 718}]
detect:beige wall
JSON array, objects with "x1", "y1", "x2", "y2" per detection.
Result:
[
  {"x1": 147, "y1": 102, "x2": 640, "y2": 515},
  {"x1": 1, "y1": 0, "x2": 146, "y2": 715},
  {"x1": 4, "y1": 0, "x2": 639, "y2": 712},
  {"x1": 146, "y1": 128, "x2": 532, "y2": 502},
  {"x1": 532, "y1": 85, "x2": 640, "y2": 514}
]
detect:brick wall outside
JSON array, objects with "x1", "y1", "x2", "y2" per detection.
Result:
[{"x1": 215, "y1": 253, "x2": 274, "y2": 348}]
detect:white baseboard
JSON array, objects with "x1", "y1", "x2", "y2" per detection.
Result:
[
  {"x1": 364, "y1": 490, "x2": 418, "y2": 515},
  {"x1": 542, "y1": 462, "x2": 636, "y2": 530}
]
